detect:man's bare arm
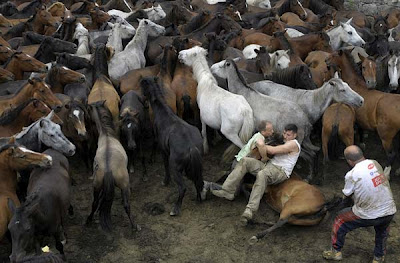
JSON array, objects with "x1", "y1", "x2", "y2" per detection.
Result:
[{"x1": 266, "y1": 141, "x2": 298, "y2": 155}]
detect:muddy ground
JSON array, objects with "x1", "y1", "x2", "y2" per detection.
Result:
[{"x1": 1, "y1": 131, "x2": 400, "y2": 263}]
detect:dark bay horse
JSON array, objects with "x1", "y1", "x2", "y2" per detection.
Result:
[
  {"x1": 8, "y1": 149, "x2": 70, "y2": 262},
  {"x1": 86, "y1": 101, "x2": 140, "y2": 231},
  {"x1": 265, "y1": 64, "x2": 318, "y2": 90},
  {"x1": 120, "y1": 91, "x2": 147, "y2": 180},
  {"x1": 141, "y1": 77, "x2": 204, "y2": 216},
  {"x1": 0, "y1": 142, "x2": 52, "y2": 242},
  {"x1": 33, "y1": 36, "x2": 78, "y2": 64},
  {"x1": 326, "y1": 49, "x2": 400, "y2": 168}
]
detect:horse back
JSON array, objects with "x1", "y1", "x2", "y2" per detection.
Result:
[{"x1": 89, "y1": 77, "x2": 121, "y2": 121}]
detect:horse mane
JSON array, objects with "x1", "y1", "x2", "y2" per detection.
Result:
[
  {"x1": 227, "y1": 59, "x2": 251, "y2": 89},
  {"x1": 0, "y1": 143, "x2": 19, "y2": 154},
  {"x1": 0, "y1": 98, "x2": 37, "y2": 125},
  {"x1": 91, "y1": 102, "x2": 117, "y2": 138},
  {"x1": 267, "y1": 64, "x2": 304, "y2": 86},
  {"x1": 274, "y1": 31, "x2": 294, "y2": 52},
  {"x1": 182, "y1": 10, "x2": 209, "y2": 33},
  {"x1": 341, "y1": 48, "x2": 362, "y2": 77},
  {"x1": 189, "y1": 13, "x2": 223, "y2": 34}
]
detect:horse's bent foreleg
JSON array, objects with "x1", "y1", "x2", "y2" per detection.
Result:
[
  {"x1": 249, "y1": 218, "x2": 289, "y2": 244},
  {"x1": 170, "y1": 166, "x2": 186, "y2": 216},
  {"x1": 86, "y1": 188, "x2": 101, "y2": 225},
  {"x1": 220, "y1": 123, "x2": 245, "y2": 149},
  {"x1": 201, "y1": 120, "x2": 209, "y2": 154},
  {"x1": 122, "y1": 187, "x2": 141, "y2": 231}
]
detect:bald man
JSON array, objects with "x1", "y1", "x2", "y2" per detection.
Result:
[{"x1": 323, "y1": 145, "x2": 396, "y2": 263}]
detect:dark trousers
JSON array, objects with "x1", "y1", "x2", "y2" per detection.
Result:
[{"x1": 331, "y1": 207, "x2": 394, "y2": 257}]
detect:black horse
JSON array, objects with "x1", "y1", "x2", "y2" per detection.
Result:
[
  {"x1": 140, "y1": 77, "x2": 204, "y2": 216},
  {"x1": 120, "y1": 90, "x2": 148, "y2": 181},
  {"x1": 266, "y1": 64, "x2": 318, "y2": 90},
  {"x1": 34, "y1": 36, "x2": 77, "y2": 63},
  {"x1": 8, "y1": 149, "x2": 70, "y2": 262}
]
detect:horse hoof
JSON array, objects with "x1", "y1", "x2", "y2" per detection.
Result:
[
  {"x1": 136, "y1": 224, "x2": 142, "y2": 231},
  {"x1": 249, "y1": 236, "x2": 259, "y2": 245},
  {"x1": 169, "y1": 208, "x2": 180, "y2": 216}
]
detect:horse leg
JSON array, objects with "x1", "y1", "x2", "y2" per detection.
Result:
[
  {"x1": 162, "y1": 153, "x2": 171, "y2": 186},
  {"x1": 220, "y1": 123, "x2": 245, "y2": 149},
  {"x1": 170, "y1": 165, "x2": 186, "y2": 216},
  {"x1": 201, "y1": 119, "x2": 209, "y2": 154},
  {"x1": 121, "y1": 187, "x2": 141, "y2": 231},
  {"x1": 128, "y1": 149, "x2": 135, "y2": 174},
  {"x1": 378, "y1": 128, "x2": 397, "y2": 167},
  {"x1": 139, "y1": 142, "x2": 148, "y2": 182},
  {"x1": 86, "y1": 188, "x2": 101, "y2": 225},
  {"x1": 54, "y1": 228, "x2": 66, "y2": 261},
  {"x1": 249, "y1": 218, "x2": 289, "y2": 245}
]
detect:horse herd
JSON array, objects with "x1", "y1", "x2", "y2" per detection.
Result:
[{"x1": 0, "y1": 0, "x2": 400, "y2": 261}]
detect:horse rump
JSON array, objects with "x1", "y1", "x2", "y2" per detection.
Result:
[{"x1": 99, "y1": 171, "x2": 115, "y2": 231}]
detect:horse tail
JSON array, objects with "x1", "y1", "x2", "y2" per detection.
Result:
[
  {"x1": 182, "y1": 95, "x2": 192, "y2": 122},
  {"x1": 99, "y1": 171, "x2": 115, "y2": 231},
  {"x1": 327, "y1": 124, "x2": 340, "y2": 160},
  {"x1": 186, "y1": 147, "x2": 203, "y2": 202},
  {"x1": 222, "y1": 108, "x2": 255, "y2": 163}
]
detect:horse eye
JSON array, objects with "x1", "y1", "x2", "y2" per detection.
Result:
[
  {"x1": 348, "y1": 31, "x2": 352, "y2": 35},
  {"x1": 40, "y1": 89, "x2": 45, "y2": 92}
]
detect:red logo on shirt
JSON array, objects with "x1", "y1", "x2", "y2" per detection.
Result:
[
  {"x1": 368, "y1": 163, "x2": 374, "y2": 169},
  {"x1": 372, "y1": 174, "x2": 385, "y2": 187}
]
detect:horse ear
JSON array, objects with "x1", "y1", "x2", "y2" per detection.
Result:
[
  {"x1": 358, "y1": 53, "x2": 366, "y2": 63},
  {"x1": 334, "y1": 71, "x2": 339, "y2": 78},
  {"x1": 233, "y1": 57, "x2": 240, "y2": 62},
  {"x1": 346, "y1": 17, "x2": 353, "y2": 25},
  {"x1": 28, "y1": 78, "x2": 34, "y2": 84},
  {"x1": 107, "y1": 22, "x2": 114, "y2": 28},
  {"x1": 254, "y1": 49, "x2": 260, "y2": 54},
  {"x1": 7, "y1": 198, "x2": 16, "y2": 215},
  {"x1": 45, "y1": 110, "x2": 55, "y2": 121}
]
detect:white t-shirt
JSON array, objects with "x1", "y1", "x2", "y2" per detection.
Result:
[
  {"x1": 270, "y1": 139, "x2": 301, "y2": 177},
  {"x1": 342, "y1": 159, "x2": 397, "y2": 219}
]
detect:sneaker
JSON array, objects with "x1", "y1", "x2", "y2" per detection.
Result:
[
  {"x1": 372, "y1": 256, "x2": 385, "y2": 263},
  {"x1": 240, "y1": 208, "x2": 253, "y2": 225},
  {"x1": 211, "y1": 189, "x2": 234, "y2": 201},
  {"x1": 322, "y1": 248, "x2": 342, "y2": 261}
]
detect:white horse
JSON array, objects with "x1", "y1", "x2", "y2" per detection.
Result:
[
  {"x1": 178, "y1": 46, "x2": 254, "y2": 154},
  {"x1": 388, "y1": 52, "x2": 400, "y2": 90},
  {"x1": 205, "y1": 0, "x2": 227, "y2": 4},
  {"x1": 269, "y1": 50, "x2": 290, "y2": 69},
  {"x1": 246, "y1": 0, "x2": 271, "y2": 9},
  {"x1": 285, "y1": 28, "x2": 304, "y2": 38},
  {"x1": 106, "y1": 21, "x2": 136, "y2": 54},
  {"x1": 108, "y1": 19, "x2": 165, "y2": 82},
  {"x1": 108, "y1": 4, "x2": 166, "y2": 21},
  {"x1": 73, "y1": 23, "x2": 90, "y2": 56},
  {"x1": 326, "y1": 18, "x2": 365, "y2": 50}
]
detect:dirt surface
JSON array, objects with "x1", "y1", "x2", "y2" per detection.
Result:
[{"x1": 1, "y1": 132, "x2": 400, "y2": 263}]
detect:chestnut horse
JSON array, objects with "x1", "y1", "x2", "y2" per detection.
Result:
[
  {"x1": 0, "y1": 142, "x2": 52, "y2": 242},
  {"x1": 0, "y1": 68, "x2": 14, "y2": 83},
  {"x1": 3, "y1": 51, "x2": 47, "y2": 80},
  {"x1": 0, "y1": 44, "x2": 14, "y2": 64},
  {"x1": 326, "y1": 49, "x2": 400, "y2": 168},
  {"x1": 0, "y1": 98, "x2": 62, "y2": 137},
  {"x1": 0, "y1": 77, "x2": 62, "y2": 115}
]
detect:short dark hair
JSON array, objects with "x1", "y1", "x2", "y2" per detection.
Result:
[
  {"x1": 284, "y1": 124, "x2": 298, "y2": 133},
  {"x1": 257, "y1": 120, "x2": 272, "y2": 132},
  {"x1": 344, "y1": 146, "x2": 364, "y2": 162}
]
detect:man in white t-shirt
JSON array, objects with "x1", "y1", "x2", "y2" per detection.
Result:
[{"x1": 323, "y1": 145, "x2": 396, "y2": 263}]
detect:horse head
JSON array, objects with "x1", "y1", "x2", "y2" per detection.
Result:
[
  {"x1": 296, "y1": 65, "x2": 317, "y2": 90},
  {"x1": 388, "y1": 51, "x2": 400, "y2": 91},
  {"x1": 120, "y1": 108, "x2": 140, "y2": 150},
  {"x1": 291, "y1": 0, "x2": 307, "y2": 20},
  {"x1": 327, "y1": 77, "x2": 364, "y2": 108},
  {"x1": 358, "y1": 54, "x2": 376, "y2": 89},
  {"x1": 338, "y1": 18, "x2": 365, "y2": 48},
  {"x1": 178, "y1": 46, "x2": 207, "y2": 67},
  {"x1": 138, "y1": 19, "x2": 165, "y2": 37}
]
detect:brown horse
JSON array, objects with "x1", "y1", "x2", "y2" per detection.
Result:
[
  {"x1": 248, "y1": 174, "x2": 337, "y2": 244},
  {"x1": 89, "y1": 7, "x2": 111, "y2": 30},
  {"x1": 382, "y1": 9, "x2": 400, "y2": 29},
  {"x1": 0, "y1": 77, "x2": 62, "y2": 115},
  {"x1": 322, "y1": 102, "x2": 356, "y2": 164},
  {"x1": 119, "y1": 64, "x2": 161, "y2": 95},
  {"x1": 0, "y1": 36, "x2": 11, "y2": 48},
  {"x1": 156, "y1": 45, "x2": 177, "y2": 114},
  {"x1": 333, "y1": 10, "x2": 370, "y2": 28},
  {"x1": 47, "y1": 1, "x2": 66, "y2": 17},
  {"x1": 280, "y1": 12, "x2": 322, "y2": 32},
  {"x1": 326, "y1": 50, "x2": 400, "y2": 167},
  {"x1": 0, "y1": 141, "x2": 52, "y2": 242},
  {"x1": 0, "y1": 44, "x2": 15, "y2": 64},
  {"x1": 3, "y1": 51, "x2": 47, "y2": 80},
  {"x1": 45, "y1": 63, "x2": 86, "y2": 94},
  {"x1": 273, "y1": 0, "x2": 308, "y2": 20},
  {"x1": 0, "y1": 68, "x2": 14, "y2": 83},
  {"x1": 0, "y1": 14, "x2": 13, "y2": 28},
  {"x1": 0, "y1": 98, "x2": 62, "y2": 137},
  {"x1": 305, "y1": 50, "x2": 332, "y2": 87}
]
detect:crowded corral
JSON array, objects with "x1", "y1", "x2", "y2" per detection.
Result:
[{"x1": 0, "y1": 0, "x2": 399, "y2": 262}]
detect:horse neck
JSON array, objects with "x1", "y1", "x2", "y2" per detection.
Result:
[
  {"x1": 226, "y1": 69, "x2": 246, "y2": 95},
  {"x1": 309, "y1": 84, "x2": 336, "y2": 123},
  {"x1": 125, "y1": 24, "x2": 148, "y2": 52},
  {"x1": 5, "y1": 57, "x2": 23, "y2": 80},
  {"x1": 191, "y1": 55, "x2": 217, "y2": 96},
  {"x1": 337, "y1": 57, "x2": 367, "y2": 94},
  {"x1": 16, "y1": 124, "x2": 41, "y2": 152},
  {"x1": 31, "y1": 16, "x2": 45, "y2": 34},
  {"x1": 0, "y1": 82, "x2": 32, "y2": 107},
  {"x1": 0, "y1": 155, "x2": 18, "y2": 192},
  {"x1": 327, "y1": 27, "x2": 342, "y2": 50},
  {"x1": 77, "y1": 35, "x2": 90, "y2": 54},
  {"x1": 107, "y1": 29, "x2": 123, "y2": 53},
  {"x1": 2, "y1": 110, "x2": 30, "y2": 135},
  {"x1": 45, "y1": 68, "x2": 61, "y2": 91}
]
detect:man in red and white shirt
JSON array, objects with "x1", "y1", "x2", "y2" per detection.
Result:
[{"x1": 323, "y1": 145, "x2": 396, "y2": 263}]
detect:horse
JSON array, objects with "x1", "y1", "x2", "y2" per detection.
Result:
[
  {"x1": 73, "y1": 22, "x2": 90, "y2": 56},
  {"x1": 305, "y1": 50, "x2": 332, "y2": 87},
  {"x1": 88, "y1": 7, "x2": 111, "y2": 30},
  {"x1": 33, "y1": 36, "x2": 77, "y2": 63},
  {"x1": 0, "y1": 2, "x2": 18, "y2": 17},
  {"x1": 53, "y1": 15, "x2": 78, "y2": 42},
  {"x1": 387, "y1": 52, "x2": 400, "y2": 92},
  {"x1": 177, "y1": 9, "x2": 212, "y2": 35},
  {"x1": 280, "y1": 12, "x2": 323, "y2": 32},
  {"x1": 140, "y1": 77, "x2": 205, "y2": 216},
  {"x1": 4, "y1": 6, "x2": 59, "y2": 39},
  {"x1": 253, "y1": 48, "x2": 290, "y2": 77},
  {"x1": 326, "y1": 49, "x2": 400, "y2": 169},
  {"x1": 178, "y1": 46, "x2": 254, "y2": 154},
  {"x1": 0, "y1": 14, "x2": 13, "y2": 28},
  {"x1": 373, "y1": 15, "x2": 389, "y2": 35},
  {"x1": 41, "y1": 63, "x2": 85, "y2": 94},
  {"x1": 8, "y1": 149, "x2": 71, "y2": 262},
  {"x1": 86, "y1": 101, "x2": 140, "y2": 231},
  {"x1": 0, "y1": 142, "x2": 52, "y2": 242},
  {"x1": 0, "y1": 44, "x2": 14, "y2": 64},
  {"x1": 248, "y1": 174, "x2": 340, "y2": 244},
  {"x1": 0, "y1": 98, "x2": 62, "y2": 137},
  {"x1": 106, "y1": 21, "x2": 136, "y2": 54},
  {"x1": 119, "y1": 91, "x2": 147, "y2": 180},
  {"x1": 108, "y1": 19, "x2": 165, "y2": 83},
  {"x1": 102, "y1": 0, "x2": 133, "y2": 12},
  {"x1": 365, "y1": 34, "x2": 389, "y2": 58},
  {"x1": 47, "y1": 1, "x2": 66, "y2": 17},
  {"x1": 358, "y1": 53, "x2": 377, "y2": 89},
  {"x1": 273, "y1": 0, "x2": 308, "y2": 20},
  {"x1": 3, "y1": 51, "x2": 47, "y2": 80},
  {"x1": 56, "y1": 52, "x2": 92, "y2": 71},
  {"x1": 0, "y1": 77, "x2": 61, "y2": 116},
  {"x1": 265, "y1": 64, "x2": 318, "y2": 90},
  {"x1": 326, "y1": 18, "x2": 365, "y2": 50},
  {"x1": 0, "y1": 68, "x2": 14, "y2": 83},
  {"x1": 88, "y1": 44, "x2": 120, "y2": 128}
]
